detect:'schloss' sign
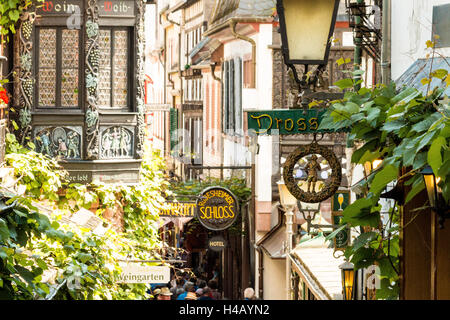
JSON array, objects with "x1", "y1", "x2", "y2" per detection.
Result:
[
  {"x1": 196, "y1": 187, "x2": 239, "y2": 231},
  {"x1": 247, "y1": 109, "x2": 331, "y2": 135},
  {"x1": 116, "y1": 265, "x2": 170, "y2": 284}
]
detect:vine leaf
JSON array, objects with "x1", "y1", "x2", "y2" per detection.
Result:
[
  {"x1": 369, "y1": 165, "x2": 398, "y2": 195},
  {"x1": 428, "y1": 135, "x2": 445, "y2": 175},
  {"x1": 352, "y1": 231, "x2": 377, "y2": 251},
  {"x1": 0, "y1": 218, "x2": 10, "y2": 242},
  {"x1": 325, "y1": 224, "x2": 347, "y2": 241}
]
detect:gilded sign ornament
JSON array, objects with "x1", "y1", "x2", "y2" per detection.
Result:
[{"x1": 283, "y1": 141, "x2": 342, "y2": 203}]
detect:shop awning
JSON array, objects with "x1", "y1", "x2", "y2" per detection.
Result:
[
  {"x1": 189, "y1": 37, "x2": 222, "y2": 66},
  {"x1": 290, "y1": 236, "x2": 345, "y2": 300},
  {"x1": 159, "y1": 216, "x2": 193, "y2": 231},
  {"x1": 260, "y1": 224, "x2": 286, "y2": 259}
]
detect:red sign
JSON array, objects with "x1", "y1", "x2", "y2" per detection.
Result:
[
  {"x1": 37, "y1": 0, "x2": 81, "y2": 15},
  {"x1": 99, "y1": 0, "x2": 135, "y2": 16}
]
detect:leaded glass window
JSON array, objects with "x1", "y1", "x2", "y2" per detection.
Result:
[
  {"x1": 36, "y1": 27, "x2": 81, "y2": 108},
  {"x1": 98, "y1": 27, "x2": 131, "y2": 109}
]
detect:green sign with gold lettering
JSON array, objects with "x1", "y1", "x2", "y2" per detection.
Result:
[{"x1": 247, "y1": 109, "x2": 337, "y2": 135}]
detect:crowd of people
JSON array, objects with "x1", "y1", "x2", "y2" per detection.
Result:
[
  {"x1": 148, "y1": 270, "x2": 223, "y2": 300},
  {"x1": 147, "y1": 270, "x2": 256, "y2": 300}
]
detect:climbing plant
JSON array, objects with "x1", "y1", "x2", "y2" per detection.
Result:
[
  {"x1": 321, "y1": 50, "x2": 449, "y2": 299},
  {"x1": 0, "y1": 0, "x2": 37, "y2": 43},
  {"x1": 1, "y1": 133, "x2": 171, "y2": 299}
]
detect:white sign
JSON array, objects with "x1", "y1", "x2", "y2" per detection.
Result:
[{"x1": 116, "y1": 265, "x2": 170, "y2": 284}]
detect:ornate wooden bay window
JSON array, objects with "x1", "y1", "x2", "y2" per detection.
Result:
[{"x1": 13, "y1": 0, "x2": 146, "y2": 183}]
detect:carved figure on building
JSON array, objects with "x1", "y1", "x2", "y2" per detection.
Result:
[
  {"x1": 38, "y1": 130, "x2": 52, "y2": 156},
  {"x1": 101, "y1": 126, "x2": 132, "y2": 159},
  {"x1": 35, "y1": 127, "x2": 81, "y2": 160},
  {"x1": 67, "y1": 131, "x2": 80, "y2": 158}
]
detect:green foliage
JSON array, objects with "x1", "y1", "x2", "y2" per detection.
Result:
[
  {"x1": 1, "y1": 134, "x2": 168, "y2": 299},
  {"x1": 320, "y1": 64, "x2": 449, "y2": 300},
  {"x1": 0, "y1": 0, "x2": 37, "y2": 43}
]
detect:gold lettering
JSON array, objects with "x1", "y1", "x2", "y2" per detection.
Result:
[
  {"x1": 250, "y1": 114, "x2": 273, "y2": 134},
  {"x1": 297, "y1": 118, "x2": 306, "y2": 131},
  {"x1": 228, "y1": 206, "x2": 235, "y2": 218},
  {"x1": 285, "y1": 118, "x2": 294, "y2": 131},
  {"x1": 275, "y1": 118, "x2": 283, "y2": 129},
  {"x1": 309, "y1": 117, "x2": 318, "y2": 130}
]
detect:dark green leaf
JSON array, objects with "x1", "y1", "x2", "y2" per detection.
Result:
[{"x1": 369, "y1": 165, "x2": 398, "y2": 195}]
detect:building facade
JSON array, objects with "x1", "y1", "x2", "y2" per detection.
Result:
[{"x1": 9, "y1": 0, "x2": 148, "y2": 184}]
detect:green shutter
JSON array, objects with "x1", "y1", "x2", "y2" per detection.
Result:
[{"x1": 170, "y1": 108, "x2": 178, "y2": 152}]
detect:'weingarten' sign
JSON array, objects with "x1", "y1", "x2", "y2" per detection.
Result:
[{"x1": 116, "y1": 265, "x2": 170, "y2": 284}]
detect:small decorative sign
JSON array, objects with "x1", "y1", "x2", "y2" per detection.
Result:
[
  {"x1": 159, "y1": 202, "x2": 196, "y2": 217},
  {"x1": 208, "y1": 236, "x2": 227, "y2": 252},
  {"x1": 332, "y1": 190, "x2": 350, "y2": 212},
  {"x1": 116, "y1": 265, "x2": 170, "y2": 284},
  {"x1": 331, "y1": 190, "x2": 351, "y2": 251},
  {"x1": 99, "y1": 0, "x2": 135, "y2": 17},
  {"x1": 196, "y1": 187, "x2": 239, "y2": 231},
  {"x1": 332, "y1": 213, "x2": 350, "y2": 250},
  {"x1": 66, "y1": 171, "x2": 92, "y2": 184},
  {"x1": 37, "y1": 0, "x2": 82, "y2": 15}
]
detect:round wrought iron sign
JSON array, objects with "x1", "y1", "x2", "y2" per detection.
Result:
[
  {"x1": 283, "y1": 142, "x2": 342, "y2": 203},
  {"x1": 195, "y1": 186, "x2": 239, "y2": 231}
]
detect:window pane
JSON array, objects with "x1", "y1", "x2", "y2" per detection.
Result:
[
  {"x1": 38, "y1": 29, "x2": 57, "y2": 106},
  {"x1": 113, "y1": 30, "x2": 128, "y2": 108},
  {"x1": 61, "y1": 29, "x2": 79, "y2": 107},
  {"x1": 98, "y1": 29, "x2": 112, "y2": 107}
]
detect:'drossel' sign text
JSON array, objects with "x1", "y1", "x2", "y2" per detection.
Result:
[{"x1": 196, "y1": 187, "x2": 239, "y2": 231}]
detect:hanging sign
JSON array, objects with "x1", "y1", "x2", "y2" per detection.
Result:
[
  {"x1": 208, "y1": 236, "x2": 227, "y2": 252},
  {"x1": 116, "y1": 265, "x2": 170, "y2": 284},
  {"x1": 331, "y1": 190, "x2": 351, "y2": 250},
  {"x1": 195, "y1": 186, "x2": 239, "y2": 231},
  {"x1": 247, "y1": 109, "x2": 327, "y2": 135},
  {"x1": 247, "y1": 109, "x2": 349, "y2": 135},
  {"x1": 159, "y1": 202, "x2": 196, "y2": 217}
]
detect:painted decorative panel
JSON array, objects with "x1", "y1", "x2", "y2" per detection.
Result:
[
  {"x1": 113, "y1": 30, "x2": 128, "y2": 108},
  {"x1": 34, "y1": 126, "x2": 82, "y2": 159},
  {"x1": 98, "y1": 29, "x2": 111, "y2": 107},
  {"x1": 100, "y1": 126, "x2": 133, "y2": 159},
  {"x1": 38, "y1": 28, "x2": 57, "y2": 106},
  {"x1": 61, "y1": 29, "x2": 79, "y2": 107}
]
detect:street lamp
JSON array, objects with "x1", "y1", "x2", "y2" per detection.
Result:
[
  {"x1": 421, "y1": 166, "x2": 449, "y2": 229},
  {"x1": 276, "y1": 0, "x2": 341, "y2": 65},
  {"x1": 276, "y1": 0, "x2": 342, "y2": 107},
  {"x1": 277, "y1": 179, "x2": 297, "y2": 300},
  {"x1": 297, "y1": 200, "x2": 333, "y2": 235},
  {"x1": 339, "y1": 260, "x2": 356, "y2": 300}
]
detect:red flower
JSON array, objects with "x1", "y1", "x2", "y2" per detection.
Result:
[{"x1": 0, "y1": 89, "x2": 9, "y2": 105}]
